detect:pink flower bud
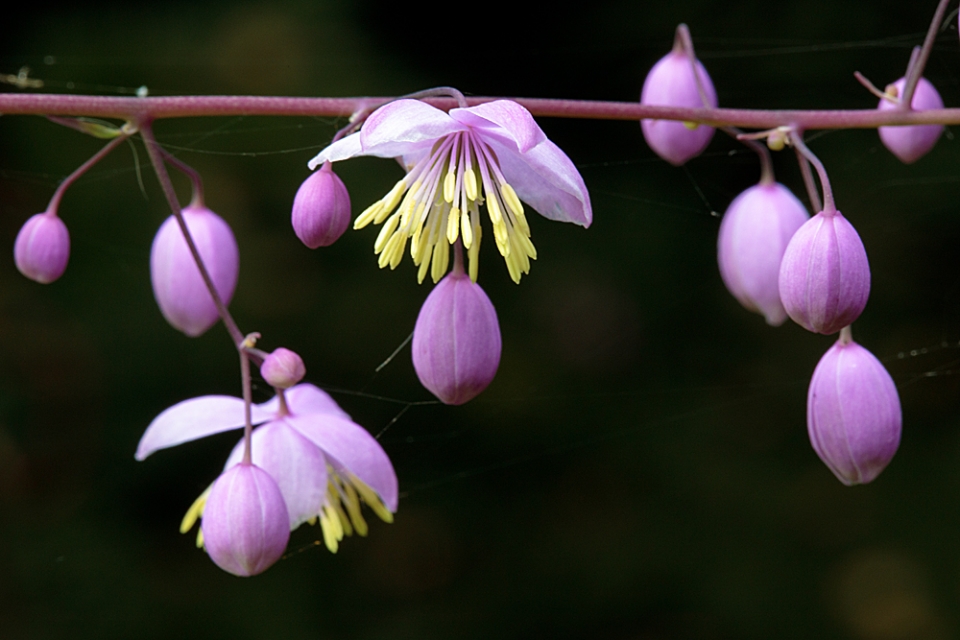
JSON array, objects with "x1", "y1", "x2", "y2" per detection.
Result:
[
  {"x1": 640, "y1": 43, "x2": 717, "y2": 166},
  {"x1": 260, "y1": 348, "x2": 306, "y2": 389},
  {"x1": 717, "y1": 183, "x2": 809, "y2": 326},
  {"x1": 201, "y1": 462, "x2": 290, "y2": 577},
  {"x1": 291, "y1": 163, "x2": 351, "y2": 248},
  {"x1": 808, "y1": 337, "x2": 901, "y2": 485},
  {"x1": 150, "y1": 206, "x2": 239, "y2": 337},
  {"x1": 14, "y1": 213, "x2": 70, "y2": 284},
  {"x1": 412, "y1": 270, "x2": 501, "y2": 405},
  {"x1": 878, "y1": 77, "x2": 944, "y2": 164},
  {"x1": 778, "y1": 210, "x2": 870, "y2": 335}
]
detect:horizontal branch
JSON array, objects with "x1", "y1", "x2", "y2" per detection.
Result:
[{"x1": 0, "y1": 92, "x2": 959, "y2": 130}]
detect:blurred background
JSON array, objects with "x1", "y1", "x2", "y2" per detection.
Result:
[{"x1": 2, "y1": 0, "x2": 960, "y2": 638}]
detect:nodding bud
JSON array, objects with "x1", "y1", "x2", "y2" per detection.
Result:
[
  {"x1": 717, "y1": 183, "x2": 809, "y2": 326},
  {"x1": 201, "y1": 463, "x2": 290, "y2": 577},
  {"x1": 291, "y1": 163, "x2": 351, "y2": 248},
  {"x1": 640, "y1": 30, "x2": 717, "y2": 166},
  {"x1": 14, "y1": 213, "x2": 70, "y2": 284},
  {"x1": 778, "y1": 210, "x2": 870, "y2": 335},
  {"x1": 412, "y1": 270, "x2": 501, "y2": 405},
  {"x1": 808, "y1": 337, "x2": 901, "y2": 485},
  {"x1": 878, "y1": 77, "x2": 944, "y2": 164},
  {"x1": 260, "y1": 348, "x2": 306, "y2": 389},
  {"x1": 150, "y1": 205, "x2": 239, "y2": 337}
]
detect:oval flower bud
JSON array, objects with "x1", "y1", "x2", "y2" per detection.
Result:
[
  {"x1": 291, "y1": 163, "x2": 351, "y2": 248},
  {"x1": 640, "y1": 40, "x2": 717, "y2": 166},
  {"x1": 778, "y1": 210, "x2": 870, "y2": 335},
  {"x1": 14, "y1": 213, "x2": 70, "y2": 284},
  {"x1": 808, "y1": 337, "x2": 901, "y2": 485},
  {"x1": 201, "y1": 462, "x2": 291, "y2": 577},
  {"x1": 878, "y1": 77, "x2": 944, "y2": 164},
  {"x1": 150, "y1": 206, "x2": 239, "y2": 337},
  {"x1": 412, "y1": 270, "x2": 501, "y2": 405},
  {"x1": 717, "y1": 182, "x2": 809, "y2": 326},
  {"x1": 260, "y1": 348, "x2": 306, "y2": 389}
]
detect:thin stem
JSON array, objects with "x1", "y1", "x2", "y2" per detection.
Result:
[
  {"x1": 157, "y1": 146, "x2": 205, "y2": 207},
  {"x1": 839, "y1": 325, "x2": 853, "y2": 345},
  {"x1": 140, "y1": 121, "x2": 245, "y2": 347},
  {"x1": 725, "y1": 126, "x2": 774, "y2": 185},
  {"x1": 452, "y1": 239, "x2": 465, "y2": 277},
  {"x1": 793, "y1": 143, "x2": 822, "y2": 213},
  {"x1": 240, "y1": 343, "x2": 254, "y2": 465},
  {"x1": 901, "y1": 0, "x2": 951, "y2": 108},
  {"x1": 853, "y1": 71, "x2": 894, "y2": 103},
  {"x1": 47, "y1": 132, "x2": 131, "y2": 214},
  {"x1": 7, "y1": 94, "x2": 960, "y2": 129},
  {"x1": 675, "y1": 24, "x2": 712, "y2": 109},
  {"x1": 790, "y1": 131, "x2": 834, "y2": 213}
]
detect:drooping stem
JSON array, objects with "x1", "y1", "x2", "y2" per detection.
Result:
[
  {"x1": 790, "y1": 131, "x2": 834, "y2": 214},
  {"x1": 239, "y1": 337, "x2": 255, "y2": 465},
  {"x1": 140, "y1": 120, "x2": 245, "y2": 347},
  {"x1": 839, "y1": 325, "x2": 853, "y2": 346},
  {"x1": 675, "y1": 23, "x2": 713, "y2": 110},
  {"x1": 452, "y1": 239, "x2": 465, "y2": 277},
  {"x1": 47, "y1": 130, "x2": 132, "y2": 214},
  {"x1": 793, "y1": 143, "x2": 822, "y2": 213},
  {"x1": 901, "y1": 0, "x2": 952, "y2": 108},
  {"x1": 157, "y1": 146, "x2": 206, "y2": 207}
]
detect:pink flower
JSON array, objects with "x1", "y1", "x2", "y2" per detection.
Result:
[
  {"x1": 309, "y1": 99, "x2": 591, "y2": 284},
  {"x1": 136, "y1": 383, "x2": 398, "y2": 559},
  {"x1": 150, "y1": 205, "x2": 239, "y2": 337},
  {"x1": 291, "y1": 162, "x2": 351, "y2": 248}
]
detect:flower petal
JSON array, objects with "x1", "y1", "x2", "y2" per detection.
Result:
[
  {"x1": 224, "y1": 421, "x2": 328, "y2": 529},
  {"x1": 135, "y1": 395, "x2": 274, "y2": 461},
  {"x1": 307, "y1": 131, "x2": 363, "y2": 170},
  {"x1": 286, "y1": 414, "x2": 398, "y2": 512},
  {"x1": 359, "y1": 100, "x2": 463, "y2": 153},
  {"x1": 488, "y1": 136, "x2": 592, "y2": 227},
  {"x1": 450, "y1": 100, "x2": 546, "y2": 153},
  {"x1": 254, "y1": 383, "x2": 351, "y2": 421}
]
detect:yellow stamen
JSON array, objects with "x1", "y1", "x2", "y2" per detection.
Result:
[
  {"x1": 354, "y1": 200, "x2": 383, "y2": 230},
  {"x1": 196, "y1": 528, "x2": 204, "y2": 549},
  {"x1": 417, "y1": 245, "x2": 433, "y2": 283},
  {"x1": 446, "y1": 206, "x2": 460, "y2": 245},
  {"x1": 319, "y1": 511, "x2": 339, "y2": 553},
  {"x1": 465, "y1": 168, "x2": 478, "y2": 201},
  {"x1": 180, "y1": 485, "x2": 212, "y2": 534},
  {"x1": 461, "y1": 210, "x2": 473, "y2": 249},
  {"x1": 501, "y1": 183, "x2": 524, "y2": 218},
  {"x1": 351, "y1": 475, "x2": 394, "y2": 523},
  {"x1": 343, "y1": 482, "x2": 369, "y2": 536},
  {"x1": 443, "y1": 171, "x2": 456, "y2": 203},
  {"x1": 431, "y1": 239, "x2": 449, "y2": 283},
  {"x1": 374, "y1": 212, "x2": 401, "y2": 253},
  {"x1": 486, "y1": 190, "x2": 503, "y2": 225},
  {"x1": 468, "y1": 214, "x2": 481, "y2": 282}
]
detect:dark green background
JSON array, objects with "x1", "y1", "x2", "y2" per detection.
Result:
[{"x1": 2, "y1": 1, "x2": 960, "y2": 638}]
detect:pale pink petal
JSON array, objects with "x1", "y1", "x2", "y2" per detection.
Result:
[
  {"x1": 254, "y1": 383, "x2": 351, "y2": 420},
  {"x1": 135, "y1": 396, "x2": 274, "y2": 461},
  {"x1": 487, "y1": 136, "x2": 592, "y2": 227},
  {"x1": 224, "y1": 420, "x2": 328, "y2": 529},
  {"x1": 307, "y1": 132, "x2": 363, "y2": 169},
  {"x1": 359, "y1": 100, "x2": 463, "y2": 152},
  {"x1": 286, "y1": 414, "x2": 398, "y2": 512},
  {"x1": 450, "y1": 100, "x2": 546, "y2": 153}
]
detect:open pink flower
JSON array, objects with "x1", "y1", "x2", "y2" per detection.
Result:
[
  {"x1": 309, "y1": 99, "x2": 592, "y2": 284},
  {"x1": 136, "y1": 383, "x2": 397, "y2": 554}
]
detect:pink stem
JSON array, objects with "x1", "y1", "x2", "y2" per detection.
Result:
[
  {"x1": 790, "y1": 131, "x2": 834, "y2": 214},
  {"x1": 900, "y1": 0, "x2": 951, "y2": 109},
  {"x1": 47, "y1": 132, "x2": 130, "y2": 214},
  {"x1": 157, "y1": 146, "x2": 206, "y2": 207}
]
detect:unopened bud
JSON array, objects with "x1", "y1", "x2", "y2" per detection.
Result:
[
  {"x1": 778, "y1": 210, "x2": 870, "y2": 335},
  {"x1": 150, "y1": 206, "x2": 239, "y2": 337},
  {"x1": 14, "y1": 213, "x2": 70, "y2": 284},
  {"x1": 412, "y1": 270, "x2": 501, "y2": 405},
  {"x1": 261, "y1": 348, "x2": 306, "y2": 389},
  {"x1": 717, "y1": 183, "x2": 809, "y2": 326},
  {"x1": 291, "y1": 163, "x2": 351, "y2": 248},
  {"x1": 878, "y1": 77, "x2": 944, "y2": 164},
  {"x1": 808, "y1": 337, "x2": 901, "y2": 485}
]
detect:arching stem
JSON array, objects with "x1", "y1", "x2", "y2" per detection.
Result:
[{"x1": 790, "y1": 131, "x2": 834, "y2": 214}]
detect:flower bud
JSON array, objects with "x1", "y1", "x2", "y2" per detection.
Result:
[
  {"x1": 150, "y1": 206, "x2": 239, "y2": 337},
  {"x1": 778, "y1": 210, "x2": 870, "y2": 335},
  {"x1": 201, "y1": 463, "x2": 290, "y2": 577},
  {"x1": 640, "y1": 37, "x2": 717, "y2": 166},
  {"x1": 291, "y1": 163, "x2": 351, "y2": 248},
  {"x1": 14, "y1": 213, "x2": 70, "y2": 284},
  {"x1": 877, "y1": 77, "x2": 944, "y2": 164},
  {"x1": 808, "y1": 337, "x2": 901, "y2": 485},
  {"x1": 412, "y1": 270, "x2": 501, "y2": 405},
  {"x1": 261, "y1": 348, "x2": 306, "y2": 389},
  {"x1": 717, "y1": 183, "x2": 809, "y2": 326}
]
